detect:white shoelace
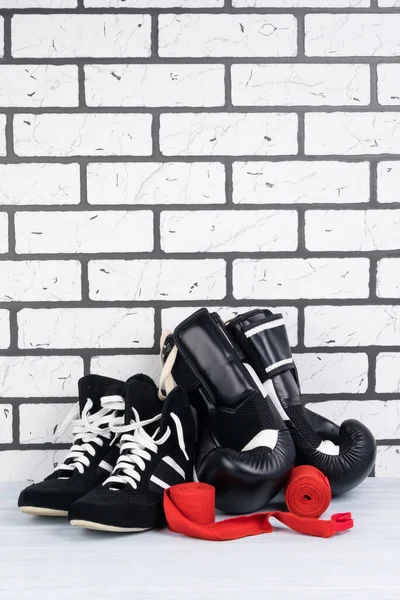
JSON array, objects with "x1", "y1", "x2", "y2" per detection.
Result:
[
  {"x1": 105, "y1": 407, "x2": 187, "y2": 490},
  {"x1": 54, "y1": 395, "x2": 125, "y2": 476}
]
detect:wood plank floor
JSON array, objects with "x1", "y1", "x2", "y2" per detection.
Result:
[{"x1": 0, "y1": 479, "x2": 399, "y2": 600}]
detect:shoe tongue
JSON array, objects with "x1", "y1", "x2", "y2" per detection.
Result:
[
  {"x1": 78, "y1": 374, "x2": 124, "y2": 413},
  {"x1": 124, "y1": 377, "x2": 163, "y2": 433}
]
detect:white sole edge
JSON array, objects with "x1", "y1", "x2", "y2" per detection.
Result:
[
  {"x1": 70, "y1": 519, "x2": 151, "y2": 533},
  {"x1": 20, "y1": 506, "x2": 68, "y2": 517}
]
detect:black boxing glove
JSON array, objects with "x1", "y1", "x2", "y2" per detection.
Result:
[
  {"x1": 163, "y1": 308, "x2": 296, "y2": 514},
  {"x1": 227, "y1": 309, "x2": 377, "y2": 496}
]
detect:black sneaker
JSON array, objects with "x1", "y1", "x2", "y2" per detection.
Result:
[
  {"x1": 18, "y1": 373, "x2": 133, "y2": 517},
  {"x1": 68, "y1": 378, "x2": 196, "y2": 532}
]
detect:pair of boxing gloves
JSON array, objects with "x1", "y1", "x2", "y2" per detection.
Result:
[{"x1": 161, "y1": 308, "x2": 376, "y2": 514}]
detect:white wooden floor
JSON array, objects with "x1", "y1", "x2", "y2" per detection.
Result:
[{"x1": 0, "y1": 479, "x2": 399, "y2": 600}]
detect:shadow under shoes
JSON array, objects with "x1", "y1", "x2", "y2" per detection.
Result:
[{"x1": 68, "y1": 379, "x2": 196, "y2": 533}]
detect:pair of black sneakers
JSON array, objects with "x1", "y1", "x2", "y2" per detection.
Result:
[{"x1": 18, "y1": 373, "x2": 196, "y2": 532}]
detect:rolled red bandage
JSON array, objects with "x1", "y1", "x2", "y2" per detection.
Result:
[
  {"x1": 164, "y1": 482, "x2": 353, "y2": 542},
  {"x1": 285, "y1": 465, "x2": 331, "y2": 518}
]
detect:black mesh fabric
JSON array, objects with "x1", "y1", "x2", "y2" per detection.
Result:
[
  {"x1": 78, "y1": 487, "x2": 161, "y2": 506},
  {"x1": 286, "y1": 405, "x2": 322, "y2": 448},
  {"x1": 18, "y1": 471, "x2": 106, "y2": 512},
  {"x1": 215, "y1": 390, "x2": 280, "y2": 451}
]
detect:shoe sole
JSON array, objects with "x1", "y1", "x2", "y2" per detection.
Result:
[
  {"x1": 70, "y1": 519, "x2": 151, "y2": 533},
  {"x1": 20, "y1": 506, "x2": 68, "y2": 517}
]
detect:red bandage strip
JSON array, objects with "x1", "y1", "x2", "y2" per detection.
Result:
[
  {"x1": 285, "y1": 465, "x2": 332, "y2": 518},
  {"x1": 164, "y1": 482, "x2": 353, "y2": 541}
]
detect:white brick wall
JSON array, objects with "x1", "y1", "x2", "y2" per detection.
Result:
[
  {"x1": 1, "y1": 5, "x2": 400, "y2": 480},
  {"x1": 377, "y1": 258, "x2": 400, "y2": 297},
  {"x1": 305, "y1": 113, "x2": 400, "y2": 155},
  {"x1": 0, "y1": 405, "x2": 12, "y2": 444},
  {"x1": 233, "y1": 258, "x2": 369, "y2": 299},
  {"x1": 0, "y1": 356, "x2": 83, "y2": 397},
  {"x1": 14, "y1": 114, "x2": 153, "y2": 157},
  {"x1": 158, "y1": 15, "x2": 297, "y2": 58},
  {"x1": 87, "y1": 162, "x2": 226, "y2": 205},
  {"x1": 0, "y1": 310, "x2": 10, "y2": 349},
  {"x1": 0, "y1": 164, "x2": 80, "y2": 205},
  {"x1": 160, "y1": 113, "x2": 298, "y2": 156},
  {"x1": 233, "y1": 162, "x2": 370, "y2": 204},
  {"x1": 305, "y1": 210, "x2": 400, "y2": 251},
  {"x1": 161, "y1": 210, "x2": 298, "y2": 252},
  {"x1": 378, "y1": 162, "x2": 400, "y2": 203},
  {"x1": 12, "y1": 15, "x2": 151, "y2": 58},
  {"x1": 0, "y1": 260, "x2": 81, "y2": 301},
  {"x1": 0, "y1": 114, "x2": 6, "y2": 156},
  {"x1": 15, "y1": 211, "x2": 153, "y2": 253},
  {"x1": 85, "y1": 65, "x2": 225, "y2": 107},
  {"x1": 0, "y1": 213, "x2": 8, "y2": 253},
  {"x1": 0, "y1": 66, "x2": 78, "y2": 107},
  {"x1": 305, "y1": 15, "x2": 400, "y2": 57},
  {"x1": 19, "y1": 403, "x2": 74, "y2": 444},
  {"x1": 88, "y1": 259, "x2": 226, "y2": 300},
  {"x1": 17, "y1": 308, "x2": 155, "y2": 349},
  {"x1": 231, "y1": 65, "x2": 370, "y2": 107},
  {"x1": 305, "y1": 306, "x2": 400, "y2": 347},
  {"x1": 376, "y1": 353, "x2": 400, "y2": 393}
]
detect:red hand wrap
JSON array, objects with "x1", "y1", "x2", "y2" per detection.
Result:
[
  {"x1": 164, "y1": 482, "x2": 353, "y2": 541},
  {"x1": 285, "y1": 465, "x2": 332, "y2": 518}
]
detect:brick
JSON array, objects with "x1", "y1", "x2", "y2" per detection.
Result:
[
  {"x1": 20, "y1": 403, "x2": 74, "y2": 444},
  {"x1": 0, "y1": 261, "x2": 81, "y2": 302},
  {"x1": 85, "y1": 64, "x2": 225, "y2": 107},
  {"x1": 15, "y1": 211, "x2": 153, "y2": 254},
  {"x1": 232, "y1": 64, "x2": 370, "y2": 107},
  {"x1": 0, "y1": 18, "x2": 3, "y2": 60},
  {"x1": 234, "y1": 0, "x2": 368, "y2": 5},
  {"x1": 12, "y1": 15, "x2": 151, "y2": 58},
  {"x1": 161, "y1": 210, "x2": 298, "y2": 252},
  {"x1": 378, "y1": 0, "x2": 400, "y2": 5},
  {"x1": 0, "y1": 213, "x2": 8, "y2": 253},
  {"x1": 14, "y1": 114, "x2": 152, "y2": 157},
  {"x1": 0, "y1": 450, "x2": 66, "y2": 482},
  {"x1": 87, "y1": 162, "x2": 226, "y2": 206},
  {"x1": 88, "y1": 259, "x2": 226, "y2": 300},
  {"x1": 18, "y1": 308, "x2": 155, "y2": 349},
  {"x1": 91, "y1": 355, "x2": 160, "y2": 383},
  {"x1": 305, "y1": 209, "x2": 400, "y2": 251},
  {"x1": 0, "y1": 114, "x2": 5, "y2": 155},
  {"x1": 305, "y1": 113, "x2": 400, "y2": 155},
  {"x1": 0, "y1": 164, "x2": 80, "y2": 206},
  {"x1": 0, "y1": 311, "x2": 10, "y2": 349},
  {"x1": 378, "y1": 162, "x2": 400, "y2": 204},
  {"x1": 4, "y1": 1, "x2": 77, "y2": 6},
  {"x1": 233, "y1": 161, "x2": 369, "y2": 205},
  {"x1": 160, "y1": 113, "x2": 298, "y2": 156},
  {"x1": 376, "y1": 353, "x2": 400, "y2": 393},
  {"x1": 378, "y1": 65, "x2": 400, "y2": 106},
  {"x1": 0, "y1": 405, "x2": 12, "y2": 444},
  {"x1": 375, "y1": 446, "x2": 400, "y2": 478},
  {"x1": 305, "y1": 15, "x2": 400, "y2": 57},
  {"x1": 85, "y1": 0, "x2": 223, "y2": 5},
  {"x1": 305, "y1": 305, "x2": 400, "y2": 347},
  {"x1": 377, "y1": 258, "x2": 400, "y2": 298},
  {"x1": 0, "y1": 66, "x2": 78, "y2": 108},
  {"x1": 306, "y1": 401, "x2": 400, "y2": 440},
  {"x1": 233, "y1": 258, "x2": 369, "y2": 300},
  {"x1": 161, "y1": 305, "x2": 299, "y2": 346},
  {"x1": 159, "y1": 14, "x2": 297, "y2": 58},
  {"x1": 0, "y1": 356, "x2": 83, "y2": 397},
  {"x1": 295, "y1": 353, "x2": 368, "y2": 394}
]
